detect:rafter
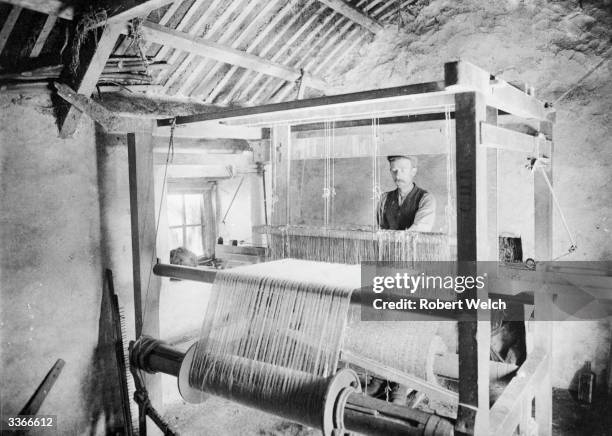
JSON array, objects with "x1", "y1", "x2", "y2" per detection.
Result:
[
  {"x1": 239, "y1": 3, "x2": 328, "y2": 103},
  {"x1": 190, "y1": 0, "x2": 281, "y2": 100},
  {"x1": 59, "y1": 23, "x2": 122, "y2": 138},
  {"x1": 317, "y1": 0, "x2": 382, "y2": 34},
  {"x1": 0, "y1": 0, "x2": 72, "y2": 20},
  {"x1": 168, "y1": 0, "x2": 251, "y2": 96},
  {"x1": 135, "y1": 21, "x2": 330, "y2": 92},
  {"x1": 29, "y1": 15, "x2": 57, "y2": 57},
  {"x1": 175, "y1": 0, "x2": 261, "y2": 97},
  {"x1": 215, "y1": 0, "x2": 307, "y2": 104},
  {"x1": 247, "y1": 7, "x2": 339, "y2": 104},
  {"x1": 0, "y1": 6, "x2": 22, "y2": 55}
]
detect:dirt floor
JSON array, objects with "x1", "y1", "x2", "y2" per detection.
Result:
[{"x1": 163, "y1": 388, "x2": 612, "y2": 435}]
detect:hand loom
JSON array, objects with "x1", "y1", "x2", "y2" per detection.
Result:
[{"x1": 129, "y1": 61, "x2": 558, "y2": 436}]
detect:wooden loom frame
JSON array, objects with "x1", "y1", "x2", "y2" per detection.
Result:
[{"x1": 154, "y1": 60, "x2": 555, "y2": 436}]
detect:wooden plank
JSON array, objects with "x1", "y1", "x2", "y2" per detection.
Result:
[
  {"x1": 59, "y1": 24, "x2": 122, "y2": 138},
  {"x1": 489, "y1": 349, "x2": 548, "y2": 436},
  {"x1": 481, "y1": 122, "x2": 549, "y2": 153},
  {"x1": 341, "y1": 349, "x2": 459, "y2": 405},
  {"x1": 162, "y1": 0, "x2": 238, "y2": 94},
  {"x1": 105, "y1": 0, "x2": 175, "y2": 23},
  {"x1": 152, "y1": 136, "x2": 250, "y2": 153},
  {"x1": 136, "y1": 21, "x2": 330, "y2": 92},
  {"x1": 486, "y1": 106, "x2": 499, "y2": 261},
  {"x1": 533, "y1": 119, "x2": 553, "y2": 436},
  {"x1": 54, "y1": 82, "x2": 146, "y2": 133},
  {"x1": 249, "y1": 6, "x2": 338, "y2": 104},
  {"x1": 291, "y1": 127, "x2": 449, "y2": 159},
  {"x1": 445, "y1": 60, "x2": 548, "y2": 120},
  {"x1": 454, "y1": 92, "x2": 489, "y2": 436},
  {"x1": 1, "y1": 0, "x2": 72, "y2": 19},
  {"x1": 174, "y1": 0, "x2": 259, "y2": 97},
  {"x1": 210, "y1": 0, "x2": 304, "y2": 104},
  {"x1": 0, "y1": 6, "x2": 22, "y2": 55},
  {"x1": 29, "y1": 14, "x2": 57, "y2": 57},
  {"x1": 19, "y1": 359, "x2": 65, "y2": 415},
  {"x1": 192, "y1": 0, "x2": 283, "y2": 100},
  {"x1": 153, "y1": 152, "x2": 250, "y2": 166},
  {"x1": 271, "y1": 17, "x2": 354, "y2": 103},
  {"x1": 239, "y1": 3, "x2": 329, "y2": 103},
  {"x1": 159, "y1": 82, "x2": 447, "y2": 127},
  {"x1": 318, "y1": 0, "x2": 382, "y2": 34},
  {"x1": 127, "y1": 131, "x2": 160, "y2": 338}
]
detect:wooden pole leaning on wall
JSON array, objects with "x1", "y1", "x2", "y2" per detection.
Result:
[{"x1": 127, "y1": 129, "x2": 162, "y2": 422}]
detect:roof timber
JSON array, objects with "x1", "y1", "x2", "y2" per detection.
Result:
[
  {"x1": 204, "y1": 0, "x2": 301, "y2": 104},
  {"x1": 218, "y1": 0, "x2": 314, "y2": 104},
  {"x1": 317, "y1": 0, "x2": 382, "y2": 34},
  {"x1": 154, "y1": 0, "x2": 224, "y2": 86},
  {"x1": 246, "y1": 9, "x2": 340, "y2": 103},
  {"x1": 172, "y1": 0, "x2": 257, "y2": 96},
  {"x1": 269, "y1": 18, "x2": 355, "y2": 102},
  {"x1": 1, "y1": 0, "x2": 174, "y2": 22},
  {"x1": 238, "y1": 3, "x2": 329, "y2": 103},
  {"x1": 188, "y1": 0, "x2": 281, "y2": 100},
  {"x1": 29, "y1": 14, "x2": 57, "y2": 57},
  {"x1": 134, "y1": 20, "x2": 331, "y2": 92},
  {"x1": 0, "y1": 6, "x2": 22, "y2": 55},
  {"x1": 0, "y1": 0, "x2": 72, "y2": 20}
]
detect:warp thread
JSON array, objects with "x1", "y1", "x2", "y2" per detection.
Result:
[{"x1": 189, "y1": 260, "x2": 357, "y2": 427}]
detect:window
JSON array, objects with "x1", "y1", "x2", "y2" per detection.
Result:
[{"x1": 167, "y1": 193, "x2": 206, "y2": 255}]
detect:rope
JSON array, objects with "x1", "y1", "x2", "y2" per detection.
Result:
[{"x1": 551, "y1": 49, "x2": 611, "y2": 106}]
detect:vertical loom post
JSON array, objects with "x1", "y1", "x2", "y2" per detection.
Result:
[
  {"x1": 271, "y1": 125, "x2": 291, "y2": 226},
  {"x1": 534, "y1": 118, "x2": 554, "y2": 436},
  {"x1": 127, "y1": 130, "x2": 162, "y2": 410},
  {"x1": 202, "y1": 184, "x2": 216, "y2": 258},
  {"x1": 454, "y1": 91, "x2": 491, "y2": 435}
]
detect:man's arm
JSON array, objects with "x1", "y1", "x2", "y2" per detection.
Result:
[{"x1": 409, "y1": 192, "x2": 436, "y2": 232}]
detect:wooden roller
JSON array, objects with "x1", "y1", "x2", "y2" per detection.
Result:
[{"x1": 131, "y1": 336, "x2": 454, "y2": 436}]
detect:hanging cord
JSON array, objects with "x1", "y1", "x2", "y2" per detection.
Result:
[
  {"x1": 221, "y1": 176, "x2": 245, "y2": 224},
  {"x1": 550, "y1": 49, "x2": 611, "y2": 107},
  {"x1": 322, "y1": 121, "x2": 333, "y2": 227},
  {"x1": 141, "y1": 118, "x2": 175, "y2": 337},
  {"x1": 527, "y1": 140, "x2": 577, "y2": 259}
]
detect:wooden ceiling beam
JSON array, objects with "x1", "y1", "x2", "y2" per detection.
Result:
[
  {"x1": 59, "y1": 23, "x2": 122, "y2": 138},
  {"x1": 317, "y1": 0, "x2": 382, "y2": 34},
  {"x1": 1, "y1": 0, "x2": 173, "y2": 21},
  {"x1": 134, "y1": 21, "x2": 331, "y2": 92},
  {"x1": 0, "y1": 6, "x2": 22, "y2": 55},
  {"x1": 0, "y1": 0, "x2": 72, "y2": 20},
  {"x1": 29, "y1": 15, "x2": 57, "y2": 57}
]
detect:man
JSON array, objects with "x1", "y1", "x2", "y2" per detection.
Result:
[
  {"x1": 378, "y1": 155, "x2": 436, "y2": 232},
  {"x1": 370, "y1": 155, "x2": 436, "y2": 405}
]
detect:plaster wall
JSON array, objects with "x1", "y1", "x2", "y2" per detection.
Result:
[{"x1": 0, "y1": 93, "x2": 114, "y2": 434}]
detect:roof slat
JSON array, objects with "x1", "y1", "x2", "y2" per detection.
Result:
[
  {"x1": 317, "y1": 0, "x2": 382, "y2": 34},
  {"x1": 246, "y1": 7, "x2": 338, "y2": 104},
  {"x1": 238, "y1": 3, "x2": 328, "y2": 103},
  {"x1": 190, "y1": 0, "x2": 281, "y2": 100},
  {"x1": 0, "y1": 6, "x2": 22, "y2": 55},
  {"x1": 213, "y1": 0, "x2": 305, "y2": 104},
  {"x1": 174, "y1": 0, "x2": 258, "y2": 96},
  {"x1": 29, "y1": 14, "x2": 57, "y2": 57}
]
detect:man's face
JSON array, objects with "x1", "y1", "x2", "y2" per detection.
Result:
[{"x1": 389, "y1": 158, "x2": 417, "y2": 191}]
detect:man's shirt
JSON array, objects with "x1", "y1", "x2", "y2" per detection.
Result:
[{"x1": 377, "y1": 185, "x2": 436, "y2": 231}]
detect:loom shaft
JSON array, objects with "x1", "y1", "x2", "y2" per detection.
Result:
[{"x1": 131, "y1": 337, "x2": 454, "y2": 436}]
